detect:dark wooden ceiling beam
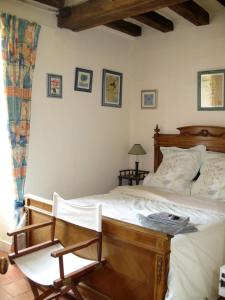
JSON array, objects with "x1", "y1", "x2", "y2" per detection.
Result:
[
  {"x1": 217, "y1": 0, "x2": 225, "y2": 7},
  {"x1": 58, "y1": 0, "x2": 186, "y2": 31},
  {"x1": 133, "y1": 11, "x2": 174, "y2": 32},
  {"x1": 105, "y1": 20, "x2": 142, "y2": 37},
  {"x1": 34, "y1": 0, "x2": 65, "y2": 9},
  {"x1": 169, "y1": 0, "x2": 209, "y2": 26}
]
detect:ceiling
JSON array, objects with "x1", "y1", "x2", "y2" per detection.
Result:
[{"x1": 19, "y1": 0, "x2": 225, "y2": 37}]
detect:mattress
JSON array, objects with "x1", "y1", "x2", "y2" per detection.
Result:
[{"x1": 69, "y1": 185, "x2": 225, "y2": 300}]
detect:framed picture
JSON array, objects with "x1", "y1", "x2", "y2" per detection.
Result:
[
  {"x1": 102, "y1": 69, "x2": 122, "y2": 108},
  {"x1": 47, "y1": 74, "x2": 62, "y2": 98},
  {"x1": 198, "y1": 69, "x2": 225, "y2": 111},
  {"x1": 74, "y1": 67, "x2": 93, "y2": 93},
  {"x1": 141, "y1": 90, "x2": 157, "y2": 109}
]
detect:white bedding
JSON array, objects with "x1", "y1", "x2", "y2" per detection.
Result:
[{"x1": 69, "y1": 185, "x2": 225, "y2": 300}]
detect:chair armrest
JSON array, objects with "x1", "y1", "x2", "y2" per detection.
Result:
[
  {"x1": 8, "y1": 239, "x2": 60, "y2": 263},
  {"x1": 51, "y1": 237, "x2": 99, "y2": 258},
  {"x1": 7, "y1": 221, "x2": 53, "y2": 236}
]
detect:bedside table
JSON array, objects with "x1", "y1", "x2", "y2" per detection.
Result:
[{"x1": 118, "y1": 169, "x2": 149, "y2": 186}]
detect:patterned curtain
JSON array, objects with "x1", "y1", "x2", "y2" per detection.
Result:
[{"x1": 0, "y1": 13, "x2": 41, "y2": 223}]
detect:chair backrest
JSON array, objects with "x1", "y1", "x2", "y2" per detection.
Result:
[{"x1": 52, "y1": 192, "x2": 102, "y2": 232}]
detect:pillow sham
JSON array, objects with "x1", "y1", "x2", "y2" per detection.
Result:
[
  {"x1": 143, "y1": 145, "x2": 206, "y2": 195},
  {"x1": 160, "y1": 145, "x2": 206, "y2": 164},
  {"x1": 191, "y1": 153, "x2": 225, "y2": 200}
]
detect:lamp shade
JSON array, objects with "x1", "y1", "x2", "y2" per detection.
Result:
[{"x1": 128, "y1": 144, "x2": 146, "y2": 155}]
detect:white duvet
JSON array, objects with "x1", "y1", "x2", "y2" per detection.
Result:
[{"x1": 69, "y1": 185, "x2": 225, "y2": 300}]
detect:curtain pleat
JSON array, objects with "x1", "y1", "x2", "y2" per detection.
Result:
[{"x1": 0, "y1": 13, "x2": 41, "y2": 223}]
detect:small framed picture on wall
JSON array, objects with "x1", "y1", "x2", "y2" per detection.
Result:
[
  {"x1": 74, "y1": 67, "x2": 93, "y2": 93},
  {"x1": 141, "y1": 90, "x2": 157, "y2": 109},
  {"x1": 102, "y1": 69, "x2": 123, "y2": 108},
  {"x1": 47, "y1": 74, "x2": 63, "y2": 98},
  {"x1": 198, "y1": 69, "x2": 225, "y2": 111}
]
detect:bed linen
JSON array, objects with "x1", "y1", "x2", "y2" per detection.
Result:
[
  {"x1": 143, "y1": 145, "x2": 206, "y2": 196},
  {"x1": 68, "y1": 185, "x2": 225, "y2": 300},
  {"x1": 191, "y1": 155, "x2": 225, "y2": 200}
]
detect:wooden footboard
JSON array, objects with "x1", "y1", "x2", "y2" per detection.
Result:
[{"x1": 25, "y1": 194, "x2": 172, "y2": 300}]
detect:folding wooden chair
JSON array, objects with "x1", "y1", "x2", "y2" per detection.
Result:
[{"x1": 7, "y1": 192, "x2": 105, "y2": 300}]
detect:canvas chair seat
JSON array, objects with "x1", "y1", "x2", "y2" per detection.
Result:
[
  {"x1": 8, "y1": 193, "x2": 104, "y2": 299},
  {"x1": 14, "y1": 242, "x2": 97, "y2": 286}
]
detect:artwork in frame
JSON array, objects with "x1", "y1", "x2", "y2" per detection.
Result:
[
  {"x1": 141, "y1": 90, "x2": 157, "y2": 109},
  {"x1": 198, "y1": 69, "x2": 225, "y2": 111},
  {"x1": 102, "y1": 69, "x2": 122, "y2": 108},
  {"x1": 47, "y1": 74, "x2": 62, "y2": 98},
  {"x1": 74, "y1": 67, "x2": 93, "y2": 93}
]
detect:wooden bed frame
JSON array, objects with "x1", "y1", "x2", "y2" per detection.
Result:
[{"x1": 25, "y1": 125, "x2": 225, "y2": 300}]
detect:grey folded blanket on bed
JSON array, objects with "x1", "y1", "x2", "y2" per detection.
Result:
[{"x1": 137, "y1": 212, "x2": 198, "y2": 235}]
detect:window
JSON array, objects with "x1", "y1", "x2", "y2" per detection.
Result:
[{"x1": 0, "y1": 31, "x2": 15, "y2": 236}]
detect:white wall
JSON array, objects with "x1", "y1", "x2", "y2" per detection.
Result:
[
  {"x1": 1, "y1": 0, "x2": 133, "y2": 200},
  {"x1": 129, "y1": 0, "x2": 225, "y2": 172},
  {"x1": 26, "y1": 26, "x2": 132, "y2": 199},
  {"x1": 1, "y1": 0, "x2": 225, "y2": 246},
  {"x1": 0, "y1": 0, "x2": 132, "y2": 245}
]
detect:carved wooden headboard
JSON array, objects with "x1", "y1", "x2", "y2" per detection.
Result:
[{"x1": 154, "y1": 125, "x2": 225, "y2": 172}]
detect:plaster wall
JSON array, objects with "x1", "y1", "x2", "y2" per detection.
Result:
[{"x1": 129, "y1": 0, "x2": 225, "y2": 171}]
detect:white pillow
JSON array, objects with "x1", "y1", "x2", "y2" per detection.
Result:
[
  {"x1": 143, "y1": 145, "x2": 206, "y2": 195},
  {"x1": 160, "y1": 145, "x2": 206, "y2": 164},
  {"x1": 143, "y1": 173, "x2": 154, "y2": 185},
  {"x1": 191, "y1": 151, "x2": 225, "y2": 200}
]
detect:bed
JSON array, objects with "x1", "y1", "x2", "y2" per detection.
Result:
[{"x1": 24, "y1": 125, "x2": 225, "y2": 300}]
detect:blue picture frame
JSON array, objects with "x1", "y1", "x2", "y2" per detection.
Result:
[{"x1": 141, "y1": 90, "x2": 157, "y2": 109}]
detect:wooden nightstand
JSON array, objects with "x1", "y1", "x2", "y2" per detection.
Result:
[{"x1": 118, "y1": 169, "x2": 149, "y2": 186}]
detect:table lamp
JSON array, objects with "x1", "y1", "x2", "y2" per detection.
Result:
[{"x1": 128, "y1": 144, "x2": 146, "y2": 175}]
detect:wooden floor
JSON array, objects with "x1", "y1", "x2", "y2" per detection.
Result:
[{"x1": 0, "y1": 251, "x2": 34, "y2": 300}]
